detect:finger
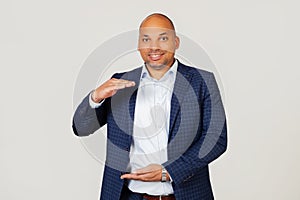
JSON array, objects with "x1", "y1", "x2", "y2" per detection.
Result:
[
  {"x1": 134, "y1": 168, "x2": 153, "y2": 175},
  {"x1": 111, "y1": 83, "x2": 135, "y2": 90},
  {"x1": 105, "y1": 84, "x2": 125, "y2": 91},
  {"x1": 125, "y1": 81, "x2": 135, "y2": 87},
  {"x1": 120, "y1": 173, "x2": 149, "y2": 181},
  {"x1": 117, "y1": 80, "x2": 135, "y2": 87},
  {"x1": 134, "y1": 164, "x2": 161, "y2": 174},
  {"x1": 120, "y1": 173, "x2": 139, "y2": 180},
  {"x1": 121, "y1": 172, "x2": 159, "y2": 181},
  {"x1": 110, "y1": 79, "x2": 135, "y2": 87}
]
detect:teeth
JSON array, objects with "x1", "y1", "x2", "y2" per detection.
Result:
[
  {"x1": 149, "y1": 54, "x2": 161, "y2": 57},
  {"x1": 151, "y1": 54, "x2": 159, "y2": 58}
]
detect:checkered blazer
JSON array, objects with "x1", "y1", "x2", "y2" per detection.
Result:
[{"x1": 73, "y1": 61, "x2": 227, "y2": 200}]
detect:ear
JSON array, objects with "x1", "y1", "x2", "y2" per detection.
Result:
[{"x1": 175, "y1": 36, "x2": 180, "y2": 49}]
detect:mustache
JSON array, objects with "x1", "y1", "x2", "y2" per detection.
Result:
[{"x1": 146, "y1": 50, "x2": 165, "y2": 54}]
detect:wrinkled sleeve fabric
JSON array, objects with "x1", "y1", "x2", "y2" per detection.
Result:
[{"x1": 72, "y1": 91, "x2": 108, "y2": 137}]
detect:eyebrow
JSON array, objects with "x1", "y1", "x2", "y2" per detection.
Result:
[{"x1": 142, "y1": 32, "x2": 168, "y2": 37}]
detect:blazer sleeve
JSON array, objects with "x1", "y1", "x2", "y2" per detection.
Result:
[
  {"x1": 163, "y1": 73, "x2": 228, "y2": 186},
  {"x1": 72, "y1": 72, "x2": 124, "y2": 136},
  {"x1": 72, "y1": 91, "x2": 108, "y2": 136}
]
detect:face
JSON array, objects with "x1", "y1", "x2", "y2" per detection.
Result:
[{"x1": 138, "y1": 21, "x2": 179, "y2": 70}]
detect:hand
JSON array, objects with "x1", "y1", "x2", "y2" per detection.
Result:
[
  {"x1": 120, "y1": 164, "x2": 170, "y2": 182},
  {"x1": 92, "y1": 78, "x2": 135, "y2": 103}
]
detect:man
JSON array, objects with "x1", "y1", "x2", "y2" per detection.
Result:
[{"x1": 73, "y1": 13, "x2": 227, "y2": 200}]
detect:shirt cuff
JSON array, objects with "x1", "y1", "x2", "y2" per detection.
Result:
[
  {"x1": 89, "y1": 91, "x2": 104, "y2": 108},
  {"x1": 168, "y1": 173, "x2": 173, "y2": 183}
]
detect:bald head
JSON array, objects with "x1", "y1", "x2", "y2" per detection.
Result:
[{"x1": 139, "y1": 13, "x2": 175, "y2": 31}]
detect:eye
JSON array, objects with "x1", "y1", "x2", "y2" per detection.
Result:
[
  {"x1": 160, "y1": 36, "x2": 168, "y2": 41},
  {"x1": 142, "y1": 38, "x2": 150, "y2": 42}
]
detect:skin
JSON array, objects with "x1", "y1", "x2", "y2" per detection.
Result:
[
  {"x1": 138, "y1": 15, "x2": 180, "y2": 80},
  {"x1": 93, "y1": 14, "x2": 179, "y2": 182}
]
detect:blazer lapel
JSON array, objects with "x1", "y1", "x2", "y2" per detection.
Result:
[
  {"x1": 125, "y1": 67, "x2": 142, "y2": 145},
  {"x1": 169, "y1": 62, "x2": 193, "y2": 142}
]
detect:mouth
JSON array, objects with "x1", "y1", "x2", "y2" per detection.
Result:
[{"x1": 148, "y1": 53, "x2": 164, "y2": 61}]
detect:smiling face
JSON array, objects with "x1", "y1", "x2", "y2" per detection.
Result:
[{"x1": 138, "y1": 15, "x2": 180, "y2": 72}]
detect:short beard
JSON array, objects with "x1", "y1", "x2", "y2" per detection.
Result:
[
  {"x1": 145, "y1": 59, "x2": 170, "y2": 70},
  {"x1": 146, "y1": 63, "x2": 166, "y2": 70}
]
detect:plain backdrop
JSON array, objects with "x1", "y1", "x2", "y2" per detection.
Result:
[{"x1": 1, "y1": 0, "x2": 300, "y2": 199}]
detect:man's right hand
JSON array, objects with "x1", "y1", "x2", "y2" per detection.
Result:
[{"x1": 91, "y1": 78, "x2": 136, "y2": 103}]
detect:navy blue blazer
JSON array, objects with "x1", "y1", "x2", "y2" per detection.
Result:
[{"x1": 73, "y1": 61, "x2": 227, "y2": 200}]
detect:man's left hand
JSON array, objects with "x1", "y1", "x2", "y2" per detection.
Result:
[{"x1": 120, "y1": 164, "x2": 169, "y2": 182}]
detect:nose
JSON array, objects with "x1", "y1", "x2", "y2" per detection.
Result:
[{"x1": 149, "y1": 40, "x2": 160, "y2": 50}]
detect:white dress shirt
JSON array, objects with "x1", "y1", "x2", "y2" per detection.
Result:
[{"x1": 89, "y1": 60, "x2": 178, "y2": 195}]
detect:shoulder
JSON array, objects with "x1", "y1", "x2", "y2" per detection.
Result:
[
  {"x1": 111, "y1": 66, "x2": 143, "y2": 79},
  {"x1": 177, "y1": 61, "x2": 214, "y2": 83}
]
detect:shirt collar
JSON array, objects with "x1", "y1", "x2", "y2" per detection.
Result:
[{"x1": 140, "y1": 59, "x2": 178, "y2": 81}]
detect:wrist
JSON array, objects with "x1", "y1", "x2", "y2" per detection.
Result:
[
  {"x1": 91, "y1": 90, "x2": 103, "y2": 103},
  {"x1": 161, "y1": 167, "x2": 167, "y2": 182}
]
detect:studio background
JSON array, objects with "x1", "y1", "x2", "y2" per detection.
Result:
[{"x1": 1, "y1": 0, "x2": 299, "y2": 199}]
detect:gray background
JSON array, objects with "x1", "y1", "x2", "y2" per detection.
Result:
[{"x1": 1, "y1": 0, "x2": 300, "y2": 199}]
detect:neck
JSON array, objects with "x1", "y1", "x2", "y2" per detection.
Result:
[{"x1": 147, "y1": 67, "x2": 169, "y2": 80}]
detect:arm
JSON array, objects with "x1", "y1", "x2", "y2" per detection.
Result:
[
  {"x1": 163, "y1": 73, "x2": 228, "y2": 186},
  {"x1": 72, "y1": 77, "x2": 136, "y2": 137},
  {"x1": 72, "y1": 91, "x2": 107, "y2": 136}
]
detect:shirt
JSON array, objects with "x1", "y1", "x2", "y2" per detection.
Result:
[
  {"x1": 128, "y1": 60, "x2": 177, "y2": 195},
  {"x1": 89, "y1": 60, "x2": 178, "y2": 195}
]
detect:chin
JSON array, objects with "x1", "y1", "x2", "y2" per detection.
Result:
[{"x1": 146, "y1": 62, "x2": 167, "y2": 70}]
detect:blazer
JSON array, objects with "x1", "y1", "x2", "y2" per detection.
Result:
[{"x1": 72, "y1": 61, "x2": 227, "y2": 200}]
